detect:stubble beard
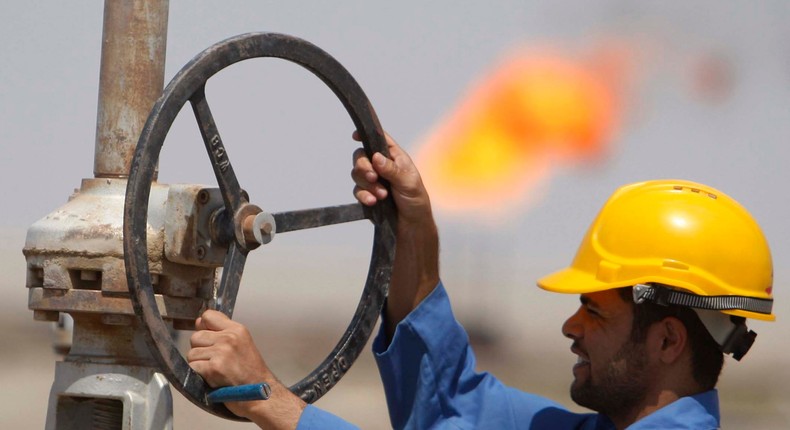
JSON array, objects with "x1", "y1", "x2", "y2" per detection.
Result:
[{"x1": 570, "y1": 339, "x2": 649, "y2": 418}]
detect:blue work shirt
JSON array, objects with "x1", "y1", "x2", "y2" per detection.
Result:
[{"x1": 296, "y1": 282, "x2": 721, "y2": 429}]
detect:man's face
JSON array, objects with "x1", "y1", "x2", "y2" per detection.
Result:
[{"x1": 561, "y1": 289, "x2": 651, "y2": 416}]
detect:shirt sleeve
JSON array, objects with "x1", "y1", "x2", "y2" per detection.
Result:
[
  {"x1": 373, "y1": 281, "x2": 601, "y2": 430},
  {"x1": 296, "y1": 404, "x2": 360, "y2": 430}
]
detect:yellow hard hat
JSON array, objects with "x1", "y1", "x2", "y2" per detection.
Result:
[{"x1": 538, "y1": 179, "x2": 774, "y2": 321}]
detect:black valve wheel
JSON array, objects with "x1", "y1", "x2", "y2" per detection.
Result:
[{"x1": 123, "y1": 32, "x2": 396, "y2": 420}]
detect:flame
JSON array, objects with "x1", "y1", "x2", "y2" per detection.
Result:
[{"x1": 415, "y1": 48, "x2": 625, "y2": 219}]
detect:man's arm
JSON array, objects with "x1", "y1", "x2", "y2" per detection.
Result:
[{"x1": 351, "y1": 132, "x2": 440, "y2": 340}]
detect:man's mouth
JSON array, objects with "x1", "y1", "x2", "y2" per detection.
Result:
[{"x1": 571, "y1": 345, "x2": 590, "y2": 370}]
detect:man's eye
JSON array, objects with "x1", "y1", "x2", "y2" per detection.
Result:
[{"x1": 585, "y1": 307, "x2": 600, "y2": 317}]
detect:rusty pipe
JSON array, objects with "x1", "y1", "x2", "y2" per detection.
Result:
[{"x1": 93, "y1": 0, "x2": 169, "y2": 178}]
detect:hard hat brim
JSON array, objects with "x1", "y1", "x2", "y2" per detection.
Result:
[{"x1": 536, "y1": 266, "x2": 624, "y2": 294}]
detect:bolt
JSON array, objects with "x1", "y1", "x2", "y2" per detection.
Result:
[
  {"x1": 197, "y1": 189, "x2": 211, "y2": 205},
  {"x1": 196, "y1": 246, "x2": 207, "y2": 260}
]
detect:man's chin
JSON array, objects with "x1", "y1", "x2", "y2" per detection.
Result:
[
  {"x1": 569, "y1": 371, "x2": 588, "y2": 396},
  {"x1": 569, "y1": 381, "x2": 597, "y2": 411}
]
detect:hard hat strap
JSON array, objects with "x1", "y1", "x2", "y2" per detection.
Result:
[
  {"x1": 694, "y1": 308, "x2": 756, "y2": 361},
  {"x1": 632, "y1": 283, "x2": 773, "y2": 315},
  {"x1": 633, "y1": 283, "x2": 761, "y2": 360},
  {"x1": 718, "y1": 317, "x2": 756, "y2": 360}
]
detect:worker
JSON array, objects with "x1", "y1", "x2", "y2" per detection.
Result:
[{"x1": 187, "y1": 133, "x2": 774, "y2": 429}]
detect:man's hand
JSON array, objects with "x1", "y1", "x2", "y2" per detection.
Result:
[
  {"x1": 351, "y1": 132, "x2": 440, "y2": 340},
  {"x1": 188, "y1": 310, "x2": 305, "y2": 429},
  {"x1": 189, "y1": 310, "x2": 270, "y2": 388},
  {"x1": 351, "y1": 131, "x2": 432, "y2": 227}
]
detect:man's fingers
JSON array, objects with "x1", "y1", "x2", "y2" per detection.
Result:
[
  {"x1": 352, "y1": 145, "x2": 389, "y2": 204},
  {"x1": 190, "y1": 329, "x2": 216, "y2": 348},
  {"x1": 199, "y1": 309, "x2": 233, "y2": 331},
  {"x1": 352, "y1": 148, "x2": 379, "y2": 182},
  {"x1": 353, "y1": 129, "x2": 402, "y2": 155},
  {"x1": 352, "y1": 148, "x2": 377, "y2": 182},
  {"x1": 186, "y1": 345, "x2": 220, "y2": 386},
  {"x1": 187, "y1": 357, "x2": 225, "y2": 388},
  {"x1": 188, "y1": 360, "x2": 211, "y2": 381},
  {"x1": 355, "y1": 185, "x2": 383, "y2": 206},
  {"x1": 186, "y1": 345, "x2": 214, "y2": 362},
  {"x1": 352, "y1": 147, "x2": 367, "y2": 165},
  {"x1": 351, "y1": 130, "x2": 423, "y2": 209},
  {"x1": 352, "y1": 171, "x2": 388, "y2": 201}
]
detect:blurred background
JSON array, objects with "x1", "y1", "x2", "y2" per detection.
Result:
[{"x1": 1, "y1": 1, "x2": 788, "y2": 428}]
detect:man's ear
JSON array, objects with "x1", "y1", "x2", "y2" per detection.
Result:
[{"x1": 652, "y1": 317, "x2": 688, "y2": 364}]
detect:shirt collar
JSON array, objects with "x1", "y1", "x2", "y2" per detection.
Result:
[{"x1": 619, "y1": 389, "x2": 720, "y2": 429}]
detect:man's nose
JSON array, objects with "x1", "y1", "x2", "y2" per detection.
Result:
[{"x1": 562, "y1": 307, "x2": 583, "y2": 340}]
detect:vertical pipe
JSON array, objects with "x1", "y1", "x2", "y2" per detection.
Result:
[{"x1": 94, "y1": 0, "x2": 169, "y2": 178}]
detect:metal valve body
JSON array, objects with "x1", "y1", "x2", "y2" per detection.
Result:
[
  {"x1": 24, "y1": 177, "x2": 225, "y2": 429},
  {"x1": 25, "y1": 179, "x2": 223, "y2": 333}
]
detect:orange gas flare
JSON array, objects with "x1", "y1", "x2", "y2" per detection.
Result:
[{"x1": 415, "y1": 49, "x2": 625, "y2": 219}]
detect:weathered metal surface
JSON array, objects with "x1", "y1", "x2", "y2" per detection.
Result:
[
  {"x1": 212, "y1": 242, "x2": 246, "y2": 317},
  {"x1": 29, "y1": 289, "x2": 204, "y2": 321},
  {"x1": 23, "y1": 178, "x2": 167, "y2": 261},
  {"x1": 164, "y1": 184, "x2": 227, "y2": 266},
  {"x1": 24, "y1": 178, "x2": 217, "y2": 312},
  {"x1": 124, "y1": 32, "x2": 397, "y2": 420},
  {"x1": 273, "y1": 203, "x2": 369, "y2": 233},
  {"x1": 66, "y1": 315, "x2": 157, "y2": 364},
  {"x1": 46, "y1": 361, "x2": 173, "y2": 430},
  {"x1": 93, "y1": 0, "x2": 169, "y2": 179}
]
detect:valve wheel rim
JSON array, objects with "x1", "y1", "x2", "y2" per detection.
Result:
[{"x1": 123, "y1": 32, "x2": 396, "y2": 420}]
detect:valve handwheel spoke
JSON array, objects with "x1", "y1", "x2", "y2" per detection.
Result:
[
  {"x1": 273, "y1": 203, "x2": 370, "y2": 233},
  {"x1": 214, "y1": 243, "x2": 247, "y2": 318},
  {"x1": 190, "y1": 85, "x2": 250, "y2": 318},
  {"x1": 123, "y1": 32, "x2": 396, "y2": 421},
  {"x1": 189, "y1": 86, "x2": 246, "y2": 214}
]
